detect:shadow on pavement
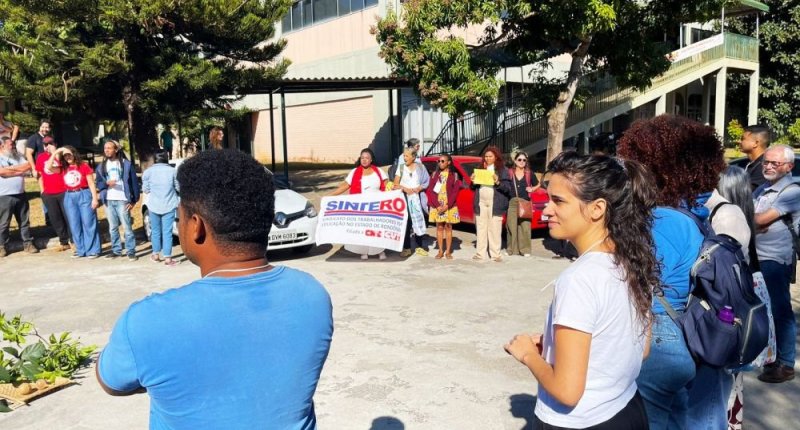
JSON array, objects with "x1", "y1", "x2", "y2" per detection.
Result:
[
  {"x1": 369, "y1": 416, "x2": 405, "y2": 429},
  {"x1": 509, "y1": 393, "x2": 538, "y2": 430}
]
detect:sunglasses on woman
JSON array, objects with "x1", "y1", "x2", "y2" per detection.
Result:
[
  {"x1": 516, "y1": 158, "x2": 527, "y2": 162},
  {"x1": 438, "y1": 159, "x2": 448, "y2": 163}
]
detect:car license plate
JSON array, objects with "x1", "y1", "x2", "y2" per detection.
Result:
[{"x1": 269, "y1": 231, "x2": 297, "y2": 241}]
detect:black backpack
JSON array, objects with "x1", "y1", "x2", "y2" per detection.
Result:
[{"x1": 657, "y1": 206, "x2": 770, "y2": 368}]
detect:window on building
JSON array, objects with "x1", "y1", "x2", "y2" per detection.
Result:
[
  {"x1": 282, "y1": 0, "x2": 380, "y2": 33},
  {"x1": 337, "y1": 0, "x2": 350, "y2": 15},
  {"x1": 302, "y1": 0, "x2": 313, "y2": 27},
  {"x1": 291, "y1": 2, "x2": 302, "y2": 30},
  {"x1": 282, "y1": 13, "x2": 292, "y2": 32},
  {"x1": 314, "y1": 0, "x2": 337, "y2": 22}
]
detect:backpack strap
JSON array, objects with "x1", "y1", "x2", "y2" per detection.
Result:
[
  {"x1": 708, "y1": 202, "x2": 731, "y2": 225},
  {"x1": 656, "y1": 293, "x2": 682, "y2": 323},
  {"x1": 673, "y1": 207, "x2": 708, "y2": 237}
]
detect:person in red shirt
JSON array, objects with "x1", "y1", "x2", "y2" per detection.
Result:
[
  {"x1": 35, "y1": 137, "x2": 71, "y2": 251},
  {"x1": 48, "y1": 145, "x2": 101, "y2": 258}
]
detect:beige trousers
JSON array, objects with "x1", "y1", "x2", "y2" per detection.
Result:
[{"x1": 476, "y1": 187, "x2": 503, "y2": 259}]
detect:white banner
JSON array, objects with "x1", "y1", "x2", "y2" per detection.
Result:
[
  {"x1": 667, "y1": 34, "x2": 723, "y2": 63},
  {"x1": 316, "y1": 190, "x2": 408, "y2": 252}
]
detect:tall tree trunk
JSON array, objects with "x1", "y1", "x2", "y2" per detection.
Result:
[
  {"x1": 123, "y1": 85, "x2": 159, "y2": 169},
  {"x1": 546, "y1": 36, "x2": 593, "y2": 164}
]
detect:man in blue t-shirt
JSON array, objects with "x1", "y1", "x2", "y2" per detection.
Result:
[{"x1": 97, "y1": 149, "x2": 333, "y2": 429}]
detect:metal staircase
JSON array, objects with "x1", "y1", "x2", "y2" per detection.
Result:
[{"x1": 425, "y1": 32, "x2": 759, "y2": 157}]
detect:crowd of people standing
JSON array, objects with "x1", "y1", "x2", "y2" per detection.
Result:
[{"x1": 0, "y1": 118, "x2": 179, "y2": 266}]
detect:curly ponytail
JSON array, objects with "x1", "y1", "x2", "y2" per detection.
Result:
[{"x1": 547, "y1": 151, "x2": 660, "y2": 329}]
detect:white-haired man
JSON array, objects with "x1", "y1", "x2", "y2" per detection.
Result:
[{"x1": 753, "y1": 144, "x2": 800, "y2": 383}]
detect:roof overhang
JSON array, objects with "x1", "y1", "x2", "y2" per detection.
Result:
[
  {"x1": 726, "y1": 0, "x2": 769, "y2": 17},
  {"x1": 245, "y1": 76, "x2": 411, "y2": 94}
]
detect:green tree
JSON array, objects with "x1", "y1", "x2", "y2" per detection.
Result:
[
  {"x1": 0, "y1": 0, "x2": 290, "y2": 161},
  {"x1": 729, "y1": 1, "x2": 800, "y2": 140},
  {"x1": 374, "y1": 0, "x2": 723, "y2": 161}
]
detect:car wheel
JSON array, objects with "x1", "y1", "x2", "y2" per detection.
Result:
[
  {"x1": 292, "y1": 244, "x2": 313, "y2": 254},
  {"x1": 143, "y1": 209, "x2": 152, "y2": 241}
]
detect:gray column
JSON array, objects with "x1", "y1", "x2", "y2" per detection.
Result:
[
  {"x1": 701, "y1": 75, "x2": 712, "y2": 125},
  {"x1": 714, "y1": 67, "x2": 727, "y2": 138},
  {"x1": 748, "y1": 69, "x2": 759, "y2": 125}
]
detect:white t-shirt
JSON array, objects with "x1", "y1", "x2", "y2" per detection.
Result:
[
  {"x1": 105, "y1": 160, "x2": 127, "y2": 201},
  {"x1": 535, "y1": 252, "x2": 646, "y2": 428},
  {"x1": 345, "y1": 167, "x2": 387, "y2": 193}
]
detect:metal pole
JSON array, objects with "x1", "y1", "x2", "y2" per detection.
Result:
[
  {"x1": 177, "y1": 118, "x2": 183, "y2": 158},
  {"x1": 389, "y1": 90, "x2": 395, "y2": 161},
  {"x1": 269, "y1": 91, "x2": 276, "y2": 171},
  {"x1": 397, "y1": 89, "x2": 403, "y2": 153},
  {"x1": 280, "y1": 89, "x2": 289, "y2": 182}
]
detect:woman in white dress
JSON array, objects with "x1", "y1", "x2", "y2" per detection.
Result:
[{"x1": 329, "y1": 148, "x2": 390, "y2": 259}]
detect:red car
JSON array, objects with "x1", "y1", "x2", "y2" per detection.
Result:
[{"x1": 420, "y1": 155, "x2": 549, "y2": 229}]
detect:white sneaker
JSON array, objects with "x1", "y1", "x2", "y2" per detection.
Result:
[
  {"x1": 360, "y1": 254, "x2": 369, "y2": 260},
  {"x1": 378, "y1": 252, "x2": 387, "y2": 260}
]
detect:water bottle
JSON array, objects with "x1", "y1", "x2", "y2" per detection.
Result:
[{"x1": 717, "y1": 305, "x2": 735, "y2": 325}]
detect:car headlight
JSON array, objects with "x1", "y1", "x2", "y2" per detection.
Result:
[{"x1": 304, "y1": 201, "x2": 318, "y2": 218}]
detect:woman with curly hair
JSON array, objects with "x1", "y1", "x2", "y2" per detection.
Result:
[
  {"x1": 470, "y1": 146, "x2": 512, "y2": 262},
  {"x1": 505, "y1": 151, "x2": 658, "y2": 429},
  {"x1": 617, "y1": 114, "x2": 726, "y2": 430}
]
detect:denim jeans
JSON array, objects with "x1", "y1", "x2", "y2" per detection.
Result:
[
  {"x1": 636, "y1": 313, "x2": 696, "y2": 430},
  {"x1": 149, "y1": 209, "x2": 175, "y2": 258},
  {"x1": 106, "y1": 199, "x2": 136, "y2": 256},
  {"x1": 686, "y1": 365, "x2": 733, "y2": 430},
  {"x1": 64, "y1": 189, "x2": 101, "y2": 257},
  {"x1": 760, "y1": 259, "x2": 796, "y2": 367}
]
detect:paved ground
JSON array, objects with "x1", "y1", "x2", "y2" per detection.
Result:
[{"x1": 1, "y1": 170, "x2": 798, "y2": 429}]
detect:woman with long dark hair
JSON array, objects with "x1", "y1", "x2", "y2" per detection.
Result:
[
  {"x1": 505, "y1": 151, "x2": 657, "y2": 429},
  {"x1": 425, "y1": 153, "x2": 460, "y2": 259},
  {"x1": 617, "y1": 114, "x2": 727, "y2": 430},
  {"x1": 470, "y1": 146, "x2": 511, "y2": 262},
  {"x1": 143, "y1": 151, "x2": 180, "y2": 266}
]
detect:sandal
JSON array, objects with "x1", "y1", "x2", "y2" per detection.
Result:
[
  {"x1": 435, "y1": 251, "x2": 444, "y2": 259},
  {"x1": 164, "y1": 259, "x2": 179, "y2": 267},
  {"x1": 445, "y1": 252, "x2": 453, "y2": 260},
  {"x1": 150, "y1": 254, "x2": 161, "y2": 263}
]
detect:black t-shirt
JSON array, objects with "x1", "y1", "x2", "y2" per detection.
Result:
[
  {"x1": 510, "y1": 171, "x2": 538, "y2": 201},
  {"x1": 745, "y1": 153, "x2": 766, "y2": 192},
  {"x1": 26, "y1": 133, "x2": 46, "y2": 160}
]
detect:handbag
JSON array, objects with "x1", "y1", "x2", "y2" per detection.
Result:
[{"x1": 512, "y1": 170, "x2": 532, "y2": 219}]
